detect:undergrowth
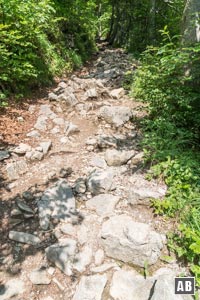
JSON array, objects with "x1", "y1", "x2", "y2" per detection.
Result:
[
  {"x1": 0, "y1": 0, "x2": 97, "y2": 104},
  {"x1": 131, "y1": 28, "x2": 200, "y2": 287}
]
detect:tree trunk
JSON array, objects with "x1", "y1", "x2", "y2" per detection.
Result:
[{"x1": 182, "y1": 0, "x2": 200, "y2": 44}]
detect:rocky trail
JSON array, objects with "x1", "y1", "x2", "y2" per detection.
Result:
[{"x1": 0, "y1": 48, "x2": 193, "y2": 300}]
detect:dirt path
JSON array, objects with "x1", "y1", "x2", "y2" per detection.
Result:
[{"x1": 0, "y1": 48, "x2": 190, "y2": 300}]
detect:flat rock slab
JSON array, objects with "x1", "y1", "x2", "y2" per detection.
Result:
[
  {"x1": 6, "y1": 160, "x2": 28, "y2": 180},
  {"x1": 87, "y1": 170, "x2": 115, "y2": 195},
  {"x1": 86, "y1": 194, "x2": 120, "y2": 216},
  {"x1": 105, "y1": 149, "x2": 135, "y2": 166},
  {"x1": 9, "y1": 231, "x2": 41, "y2": 245},
  {"x1": 13, "y1": 143, "x2": 32, "y2": 155},
  {"x1": 100, "y1": 214, "x2": 165, "y2": 267},
  {"x1": 109, "y1": 88, "x2": 125, "y2": 99},
  {"x1": 151, "y1": 274, "x2": 193, "y2": 300},
  {"x1": 99, "y1": 106, "x2": 132, "y2": 127},
  {"x1": 45, "y1": 238, "x2": 77, "y2": 275},
  {"x1": 73, "y1": 274, "x2": 107, "y2": 300},
  {"x1": 29, "y1": 269, "x2": 51, "y2": 285},
  {"x1": 110, "y1": 269, "x2": 154, "y2": 300},
  {"x1": 38, "y1": 180, "x2": 76, "y2": 230},
  {"x1": 128, "y1": 175, "x2": 167, "y2": 206},
  {"x1": 0, "y1": 279, "x2": 25, "y2": 300},
  {"x1": 40, "y1": 141, "x2": 52, "y2": 155}
]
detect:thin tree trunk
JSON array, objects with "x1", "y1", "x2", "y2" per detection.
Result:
[{"x1": 182, "y1": 0, "x2": 200, "y2": 44}]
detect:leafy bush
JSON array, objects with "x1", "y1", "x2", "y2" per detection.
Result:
[
  {"x1": 132, "y1": 28, "x2": 200, "y2": 140},
  {"x1": 0, "y1": 0, "x2": 97, "y2": 102},
  {"x1": 132, "y1": 29, "x2": 200, "y2": 285}
]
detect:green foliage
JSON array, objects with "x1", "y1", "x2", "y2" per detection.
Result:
[
  {"x1": 132, "y1": 28, "x2": 200, "y2": 285},
  {"x1": 0, "y1": 0, "x2": 98, "y2": 100},
  {"x1": 132, "y1": 29, "x2": 200, "y2": 138}
]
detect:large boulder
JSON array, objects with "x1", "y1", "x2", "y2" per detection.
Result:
[
  {"x1": 100, "y1": 214, "x2": 165, "y2": 267},
  {"x1": 99, "y1": 106, "x2": 132, "y2": 127},
  {"x1": 38, "y1": 180, "x2": 76, "y2": 230},
  {"x1": 105, "y1": 149, "x2": 135, "y2": 166}
]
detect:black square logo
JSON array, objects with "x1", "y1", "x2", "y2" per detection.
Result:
[{"x1": 175, "y1": 277, "x2": 195, "y2": 295}]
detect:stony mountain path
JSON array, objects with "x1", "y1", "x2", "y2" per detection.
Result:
[{"x1": 0, "y1": 48, "x2": 192, "y2": 300}]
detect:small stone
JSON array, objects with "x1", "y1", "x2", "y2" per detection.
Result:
[
  {"x1": 28, "y1": 105, "x2": 36, "y2": 114},
  {"x1": 97, "y1": 135, "x2": 117, "y2": 149},
  {"x1": 86, "y1": 138, "x2": 97, "y2": 146},
  {"x1": 48, "y1": 267, "x2": 55, "y2": 275},
  {"x1": 40, "y1": 141, "x2": 52, "y2": 155},
  {"x1": 27, "y1": 130, "x2": 41, "y2": 138},
  {"x1": 22, "y1": 191, "x2": 34, "y2": 201},
  {"x1": 90, "y1": 156, "x2": 107, "y2": 169},
  {"x1": 72, "y1": 274, "x2": 107, "y2": 300},
  {"x1": 57, "y1": 92, "x2": 78, "y2": 106},
  {"x1": 58, "y1": 81, "x2": 68, "y2": 89},
  {"x1": 39, "y1": 105, "x2": 56, "y2": 118},
  {"x1": 13, "y1": 143, "x2": 31, "y2": 154},
  {"x1": 16, "y1": 199, "x2": 34, "y2": 214},
  {"x1": 11, "y1": 208, "x2": 22, "y2": 216},
  {"x1": 0, "y1": 150, "x2": 10, "y2": 161},
  {"x1": 59, "y1": 167, "x2": 73, "y2": 178},
  {"x1": 87, "y1": 145, "x2": 94, "y2": 152},
  {"x1": 105, "y1": 149, "x2": 135, "y2": 166},
  {"x1": 60, "y1": 137, "x2": 69, "y2": 144},
  {"x1": 25, "y1": 150, "x2": 44, "y2": 161},
  {"x1": 9, "y1": 231, "x2": 41, "y2": 245},
  {"x1": 84, "y1": 88, "x2": 98, "y2": 99},
  {"x1": 109, "y1": 88, "x2": 125, "y2": 99},
  {"x1": 131, "y1": 152, "x2": 144, "y2": 165},
  {"x1": 17, "y1": 116, "x2": 24, "y2": 122},
  {"x1": 48, "y1": 92, "x2": 58, "y2": 101},
  {"x1": 9, "y1": 218, "x2": 23, "y2": 226},
  {"x1": 29, "y1": 269, "x2": 51, "y2": 285},
  {"x1": 65, "y1": 122, "x2": 80, "y2": 136},
  {"x1": 95, "y1": 249, "x2": 104, "y2": 266},
  {"x1": 87, "y1": 170, "x2": 115, "y2": 195},
  {"x1": 74, "y1": 178, "x2": 87, "y2": 194},
  {"x1": 0, "y1": 279, "x2": 25, "y2": 300},
  {"x1": 52, "y1": 278, "x2": 65, "y2": 291}
]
